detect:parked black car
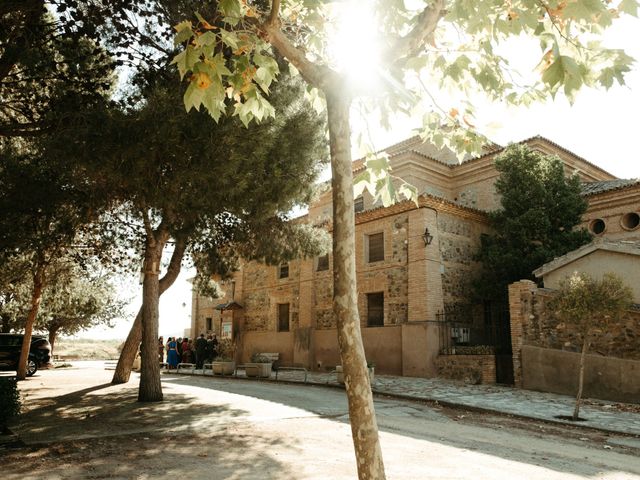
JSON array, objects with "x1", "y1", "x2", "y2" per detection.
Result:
[{"x1": 0, "y1": 333, "x2": 51, "y2": 376}]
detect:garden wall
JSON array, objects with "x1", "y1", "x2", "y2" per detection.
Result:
[
  {"x1": 522, "y1": 345, "x2": 640, "y2": 404},
  {"x1": 509, "y1": 280, "x2": 640, "y2": 403}
]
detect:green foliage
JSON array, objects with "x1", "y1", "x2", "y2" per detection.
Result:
[
  {"x1": 0, "y1": 7, "x2": 116, "y2": 138},
  {"x1": 250, "y1": 353, "x2": 273, "y2": 363},
  {"x1": 474, "y1": 145, "x2": 591, "y2": 300},
  {"x1": 0, "y1": 144, "x2": 102, "y2": 270},
  {"x1": 548, "y1": 271, "x2": 633, "y2": 419},
  {"x1": 215, "y1": 338, "x2": 236, "y2": 361},
  {"x1": 354, "y1": 152, "x2": 418, "y2": 207},
  {"x1": 0, "y1": 256, "x2": 32, "y2": 333},
  {"x1": 549, "y1": 272, "x2": 634, "y2": 336},
  {"x1": 173, "y1": 0, "x2": 636, "y2": 165},
  {"x1": 0, "y1": 254, "x2": 125, "y2": 346},
  {"x1": 37, "y1": 260, "x2": 127, "y2": 344},
  {"x1": 0, "y1": 377, "x2": 21, "y2": 429},
  {"x1": 49, "y1": 54, "x2": 328, "y2": 291}
]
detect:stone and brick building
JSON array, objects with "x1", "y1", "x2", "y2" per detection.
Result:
[{"x1": 191, "y1": 135, "x2": 638, "y2": 384}]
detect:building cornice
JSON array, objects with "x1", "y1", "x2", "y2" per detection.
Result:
[{"x1": 353, "y1": 194, "x2": 489, "y2": 226}]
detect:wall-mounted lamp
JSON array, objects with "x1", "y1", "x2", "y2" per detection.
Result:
[{"x1": 422, "y1": 227, "x2": 434, "y2": 246}]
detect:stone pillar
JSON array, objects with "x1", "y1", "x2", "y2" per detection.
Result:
[{"x1": 508, "y1": 280, "x2": 537, "y2": 388}]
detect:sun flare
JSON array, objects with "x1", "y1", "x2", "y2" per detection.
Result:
[{"x1": 326, "y1": 1, "x2": 382, "y2": 90}]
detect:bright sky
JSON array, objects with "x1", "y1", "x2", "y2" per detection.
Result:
[{"x1": 76, "y1": 11, "x2": 640, "y2": 342}]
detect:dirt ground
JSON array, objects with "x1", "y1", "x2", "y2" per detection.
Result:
[{"x1": 2, "y1": 363, "x2": 639, "y2": 480}]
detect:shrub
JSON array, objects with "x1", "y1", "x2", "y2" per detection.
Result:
[
  {"x1": 215, "y1": 338, "x2": 236, "y2": 361},
  {"x1": 0, "y1": 377, "x2": 21, "y2": 429}
]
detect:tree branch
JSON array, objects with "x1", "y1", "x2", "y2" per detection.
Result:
[
  {"x1": 141, "y1": 208, "x2": 155, "y2": 245},
  {"x1": 390, "y1": 0, "x2": 446, "y2": 61},
  {"x1": 267, "y1": 0, "x2": 281, "y2": 26},
  {"x1": 159, "y1": 236, "x2": 187, "y2": 294},
  {"x1": 258, "y1": 19, "x2": 334, "y2": 90}
]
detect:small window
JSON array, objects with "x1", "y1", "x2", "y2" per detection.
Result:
[
  {"x1": 621, "y1": 212, "x2": 640, "y2": 231},
  {"x1": 367, "y1": 292, "x2": 384, "y2": 327},
  {"x1": 278, "y1": 303, "x2": 290, "y2": 332},
  {"x1": 590, "y1": 219, "x2": 606, "y2": 235},
  {"x1": 278, "y1": 263, "x2": 289, "y2": 279},
  {"x1": 354, "y1": 196, "x2": 364, "y2": 213},
  {"x1": 367, "y1": 232, "x2": 384, "y2": 263},
  {"x1": 206, "y1": 317, "x2": 213, "y2": 331},
  {"x1": 316, "y1": 254, "x2": 329, "y2": 271}
]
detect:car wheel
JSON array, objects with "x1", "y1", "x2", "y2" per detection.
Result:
[{"x1": 26, "y1": 359, "x2": 38, "y2": 377}]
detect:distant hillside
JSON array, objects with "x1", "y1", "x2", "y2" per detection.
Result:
[{"x1": 54, "y1": 338, "x2": 123, "y2": 360}]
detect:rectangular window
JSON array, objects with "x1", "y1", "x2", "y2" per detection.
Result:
[
  {"x1": 316, "y1": 254, "x2": 329, "y2": 271},
  {"x1": 278, "y1": 263, "x2": 289, "y2": 279},
  {"x1": 206, "y1": 317, "x2": 213, "y2": 331},
  {"x1": 367, "y1": 232, "x2": 384, "y2": 263},
  {"x1": 367, "y1": 292, "x2": 384, "y2": 327},
  {"x1": 278, "y1": 303, "x2": 290, "y2": 332},
  {"x1": 354, "y1": 196, "x2": 364, "y2": 213}
]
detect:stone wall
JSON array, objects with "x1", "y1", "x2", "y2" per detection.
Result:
[
  {"x1": 437, "y1": 212, "x2": 486, "y2": 309},
  {"x1": 520, "y1": 286, "x2": 640, "y2": 360},
  {"x1": 509, "y1": 280, "x2": 640, "y2": 401},
  {"x1": 435, "y1": 354, "x2": 496, "y2": 384}
]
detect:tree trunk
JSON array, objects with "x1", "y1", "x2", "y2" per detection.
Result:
[
  {"x1": 573, "y1": 336, "x2": 589, "y2": 421},
  {"x1": 17, "y1": 262, "x2": 45, "y2": 380},
  {"x1": 112, "y1": 238, "x2": 186, "y2": 385},
  {"x1": 137, "y1": 229, "x2": 167, "y2": 402},
  {"x1": 47, "y1": 326, "x2": 59, "y2": 356},
  {"x1": 326, "y1": 92, "x2": 386, "y2": 480},
  {"x1": 112, "y1": 308, "x2": 142, "y2": 384}
]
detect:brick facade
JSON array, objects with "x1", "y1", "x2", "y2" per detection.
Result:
[{"x1": 192, "y1": 135, "x2": 632, "y2": 381}]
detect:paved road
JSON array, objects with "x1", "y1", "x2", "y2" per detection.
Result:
[{"x1": 5, "y1": 363, "x2": 640, "y2": 479}]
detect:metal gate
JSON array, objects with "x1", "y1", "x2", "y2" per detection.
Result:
[{"x1": 484, "y1": 301, "x2": 514, "y2": 385}]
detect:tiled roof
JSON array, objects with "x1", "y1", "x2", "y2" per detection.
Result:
[
  {"x1": 351, "y1": 134, "x2": 614, "y2": 176},
  {"x1": 581, "y1": 178, "x2": 640, "y2": 196}
]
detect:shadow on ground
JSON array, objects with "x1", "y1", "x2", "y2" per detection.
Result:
[
  {"x1": 5, "y1": 376, "x2": 300, "y2": 479},
  {"x1": 12, "y1": 380, "x2": 249, "y2": 444},
  {"x1": 165, "y1": 373, "x2": 640, "y2": 479}
]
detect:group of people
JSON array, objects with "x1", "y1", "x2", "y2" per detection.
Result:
[{"x1": 158, "y1": 334, "x2": 218, "y2": 370}]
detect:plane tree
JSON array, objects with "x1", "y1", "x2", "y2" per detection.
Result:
[{"x1": 172, "y1": 1, "x2": 637, "y2": 477}]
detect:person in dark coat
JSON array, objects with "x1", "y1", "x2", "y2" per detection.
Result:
[
  {"x1": 195, "y1": 333, "x2": 208, "y2": 369},
  {"x1": 211, "y1": 334, "x2": 219, "y2": 359},
  {"x1": 205, "y1": 335, "x2": 215, "y2": 364}
]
